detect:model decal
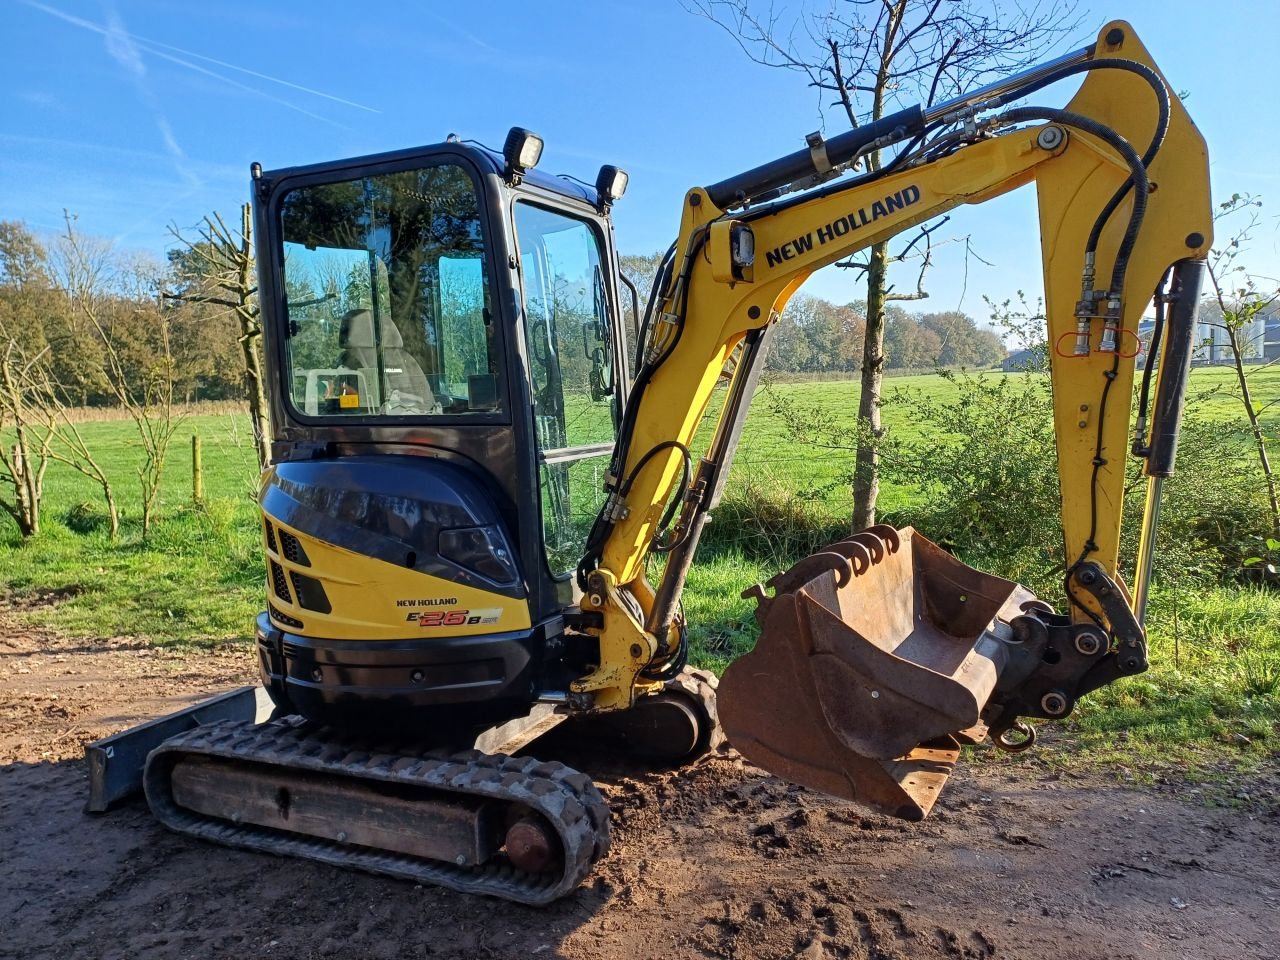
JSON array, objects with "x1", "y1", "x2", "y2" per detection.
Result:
[{"x1": 407, "y1": 608, "x2": 503, "y2": 627}]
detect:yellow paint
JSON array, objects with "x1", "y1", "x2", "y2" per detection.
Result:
[
  {"x1": 571, "y1": 568, "x2": 662, "y2": 711},
  {"x1": 262, "y1": 513, "x2": 531, "y2": 641},
  {"x1": 582, "y1": 20, "x2": 1212, "y2": 710},
  {"x1": 1038, "y1": 21, "x2": 1212, "y2": 602}
]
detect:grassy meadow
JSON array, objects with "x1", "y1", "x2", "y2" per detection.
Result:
[{"x1": 2, "y1": 365, "x2": 1278, "y2": 776}]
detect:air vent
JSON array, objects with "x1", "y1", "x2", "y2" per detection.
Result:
[
  {"x1": 264, "y1": 521, "x2": 278, "y2": 554},
  {"x1": 290, "y1": 572, "x2": 331, "y2": 614},
  {"x1": 269, "y1": 560, "x2": 291, "y2": 602},
  {"x1": 277, "y1": 529, "x2": 310, "y2": 567},
  {"x1": 269, "y1": 604, "x2": 304, "y2": 630}
]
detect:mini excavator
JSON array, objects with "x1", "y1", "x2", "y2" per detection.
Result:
[{"x1": 108, "y1": 22, "x2": 1211, "y2": 904}]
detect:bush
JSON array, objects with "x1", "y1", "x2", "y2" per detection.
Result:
[
  {"x1": 703, "y1": 473, "x2": 848, "y2": 566},
  {"x1": 879, "y1": 369, "x2": 1064, "y2": 593},
  {"x1": 62, "y1": 500, "x2": 110, "y2": 534},
  {"x1": 875, "y1": 369, "x2": 1278, "y2": 595},
  {"x1": 1127, "y1": 411, "x2": 1278, "y2": 588}
]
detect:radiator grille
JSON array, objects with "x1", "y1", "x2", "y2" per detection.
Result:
[
  {"x1": 289, "y1": 572, "x2": 331, "y2": 614},
  {"x1": 268, "y1": 604, "x2": 304, "y2": 630},
  {"x1": 277, "y1": 529, "x2": 310, "y2": 567},
  {"x1": 269, "y1": 560, "x2": 291, "y2": 603}
]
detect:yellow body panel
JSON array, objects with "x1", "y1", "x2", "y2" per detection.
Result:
[
  {"x1": 1039, "y1": 23, "x2": 1211, "y2": 587},
  {"x1": 262, "y1": 514, "x2": 531, "y2": 641},
  {"x1": 578, "y1": 20, "x2": 1212, "y2": 711}
]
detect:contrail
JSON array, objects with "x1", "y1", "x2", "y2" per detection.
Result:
[
  {"x1": 420, "y1": 11, "x2": 497, "y2": 54},
  {"x1": 130, "y1": 35, "x2": 381, "y2": 114},
  {"x1": 19, "y1": 0, "x2": 377, "y2": 116},
  {"x1": 141, "y1": 44, "x2": 346, "y2": 127},
  {"x1": 102, "y1": 4, "x2": 202, "y2": 189}
]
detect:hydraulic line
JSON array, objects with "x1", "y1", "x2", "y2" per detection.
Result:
[
  {"x1": 995, "y1": 106, "x2": 1149, "y2": 298},
  {"x1": 1133, "y1": 269, "x2": 1172, "y2": 457},
  {"x1": 1004, "y1": 60, "x2": 1169, "y2": 254},
  {"x1": 579, "y1": 232, "x2": 707, "y2": 588}
]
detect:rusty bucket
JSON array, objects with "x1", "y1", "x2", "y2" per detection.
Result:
[{"x1": 718, "y1": 526, "x2": 1037, "y2": 821}]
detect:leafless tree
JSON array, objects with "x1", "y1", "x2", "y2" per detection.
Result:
[
  {"x1": 686, "y1": 0, "x2": 1079, "y2": 528},
  {"x1": 0, "y1": 340, "x2": 54, "y2": 536},
  {"x1": 1, "y1": 221, "x2": 119, "y2": 538},
  {"x1": 1205, "y1": 194, "x2": 1280, "y2": 543},
  {"x1": 168, "y1": 204, "x2": 270, "y2": 469},
  {"x1": 54, "y1": 213, "x2": 182, "y2": 537},
  {"x1": 0, "y1": 339, "x2": 120, "y2": 539}
]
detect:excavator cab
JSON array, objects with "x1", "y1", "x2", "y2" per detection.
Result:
[{"x1": 249, "y1": 131, "x2": 634, "y2": 734}]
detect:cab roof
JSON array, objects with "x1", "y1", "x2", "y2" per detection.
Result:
[{"x1": 256, "y1": 137, "x2": 601, "y2": 209}]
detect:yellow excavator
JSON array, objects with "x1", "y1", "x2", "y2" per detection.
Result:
[{"x1": 95, "y1": 21, "x2": 1211, "y2": 905}]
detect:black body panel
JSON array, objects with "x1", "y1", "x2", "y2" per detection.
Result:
[
  {"x1": 263, "y1": 455, "x2": 524, "y2": 597},
  {"x1": 256, "y1": 613, "x2": 563, "y2": 737}
]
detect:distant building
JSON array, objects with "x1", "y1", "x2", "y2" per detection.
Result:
[
  {"x1": 1135, "y1": 304, "x2": 1280, "y2": 367},
  {"x1": 1002, "y1": 348, "x2": 1043, "y2": 372},
  {"x1": 1191, "y1": 305, "x2": 1280, "y2": 365},
  {"x1": 1263, "y1": 311, "x2": 1280, "y2": 361},
  {"x1": 1005, "y1": 305, "x2": 1280, "y2": 371}
]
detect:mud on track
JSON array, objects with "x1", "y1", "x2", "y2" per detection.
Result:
[{"x1": 3, "y1": 613, "x2": 1279, "y2": 960}]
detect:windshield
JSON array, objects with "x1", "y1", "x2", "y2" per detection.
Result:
[{"x1": 278, "y1": 161, "x2": 501, "y2": 418}]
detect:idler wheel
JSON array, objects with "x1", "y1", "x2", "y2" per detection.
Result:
[{"x1": 504, "y1": 812, "x2": 562, "y2": 873}]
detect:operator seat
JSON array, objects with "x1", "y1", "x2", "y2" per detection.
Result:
[{"x1": 337, "y1": 309, "x2": 437, "y2": 413}]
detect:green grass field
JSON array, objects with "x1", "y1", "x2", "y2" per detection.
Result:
[{"x1": 2, "y1": 366, "x2": 1277, "y2": 774}]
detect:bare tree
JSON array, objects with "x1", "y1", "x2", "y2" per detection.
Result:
[
  {"x1": 1, "y1": 222, "x2": 119, "y2": 538},
  {"x1": 54, "y1": 213, "x2": 182, "y2": 537},
  {"x1": 168, "y1": 205, "x2": 270, "y2": 469},
  {"x1": 0, "y1": 340, "x2": 54, "y2": 536},
  {"x1": 1205, "y1": 194, "x2": 1280, "y2": 544},
  {"x1": 0, "y1": 340, "x2": 121, "y2": 539},
  {"x1": 686, "y1": 0, "x2": 1077, "y2": 527}
]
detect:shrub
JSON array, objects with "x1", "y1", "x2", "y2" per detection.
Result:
[
  {"x1": 703, "y1": 472, "x2": 848, "y2": 566},
  {"x1": 62, "y1": 500, "x2": 110, "y2": 534},
  {"x1": 879, "y1": 369, "x2": 1064, "y2": 594}
]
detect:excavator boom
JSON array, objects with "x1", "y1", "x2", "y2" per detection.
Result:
[{"x1": 574, "y1": 20, "x2": 1211, "y2": 817}]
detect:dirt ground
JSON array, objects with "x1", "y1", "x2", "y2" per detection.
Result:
[{"x1": 3, "y1": 605, "x2": 1279, "y2": 960}]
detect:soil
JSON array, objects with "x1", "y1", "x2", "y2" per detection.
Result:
[{"x1": 3, "y1": 604, "x2": 1278, "y2": 960}]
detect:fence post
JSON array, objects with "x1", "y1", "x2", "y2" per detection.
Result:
[{"x1": 192, "y1": 433, "x2": 204, "y2": 504}]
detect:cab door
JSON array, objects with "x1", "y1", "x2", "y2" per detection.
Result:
[{"x1": 511, "y1": 201, "x2": 622, "y2": 580}]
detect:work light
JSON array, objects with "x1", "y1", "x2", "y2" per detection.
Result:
[
  {"x1": 503, "y1": 127, "x2": 544, "y2": 180},
  {"x1": 595, "y1": 165, "x2": 629, "y2": 208}
]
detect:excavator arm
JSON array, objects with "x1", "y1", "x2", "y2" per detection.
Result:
[{"x1": 573, "y1": 21, "x2": 1211, "y2": 816}]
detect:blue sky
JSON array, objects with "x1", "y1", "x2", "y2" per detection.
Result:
[{"x1": 2, "y1": 0, "x2": 1277, "y2": 317}]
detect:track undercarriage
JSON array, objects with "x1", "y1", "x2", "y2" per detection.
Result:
[{"x1": 129, "y1": 668, "x2": 721, "y2": 906}]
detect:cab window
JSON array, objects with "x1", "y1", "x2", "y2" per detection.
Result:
[
  {"x1": 279, "y1": 162, "x2": 501, "y2": 418},
  {"x1": 513, "y1": 202, "x2": 618, "y2": 574}
]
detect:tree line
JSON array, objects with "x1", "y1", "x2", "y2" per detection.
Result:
[
  {"x1": 0, "y1": 226, "x2": 1006, "y2": 416},
  {"x1": 620, "y1": 252, "x2": 1006, "y2": 374},
  {"x1": 0, "y1": 219, "x2": 248, "y2": 407},
  {"x1": 0, "y1": 216, "x2": 1000, "y2": 542}
]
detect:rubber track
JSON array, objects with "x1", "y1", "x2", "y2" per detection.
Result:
[
  {"x1": 666, "y1": 666, "x2": 727, "y2": 756},
  {"x1": 143, "y1": 718, "x2": 611, "y2": 906}
]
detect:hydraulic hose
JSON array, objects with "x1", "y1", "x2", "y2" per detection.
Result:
[{"x1": 996, "y1": 106, "x2": 1148, "y2": 297}]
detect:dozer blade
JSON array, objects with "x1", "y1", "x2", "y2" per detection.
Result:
[{"x1": 720, "y1": 526, "x2": 1037, "y2": 821}]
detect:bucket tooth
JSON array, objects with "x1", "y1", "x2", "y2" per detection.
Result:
[{"x1": 722, "y1": 526, "x2": 1036, "y2": 820}]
